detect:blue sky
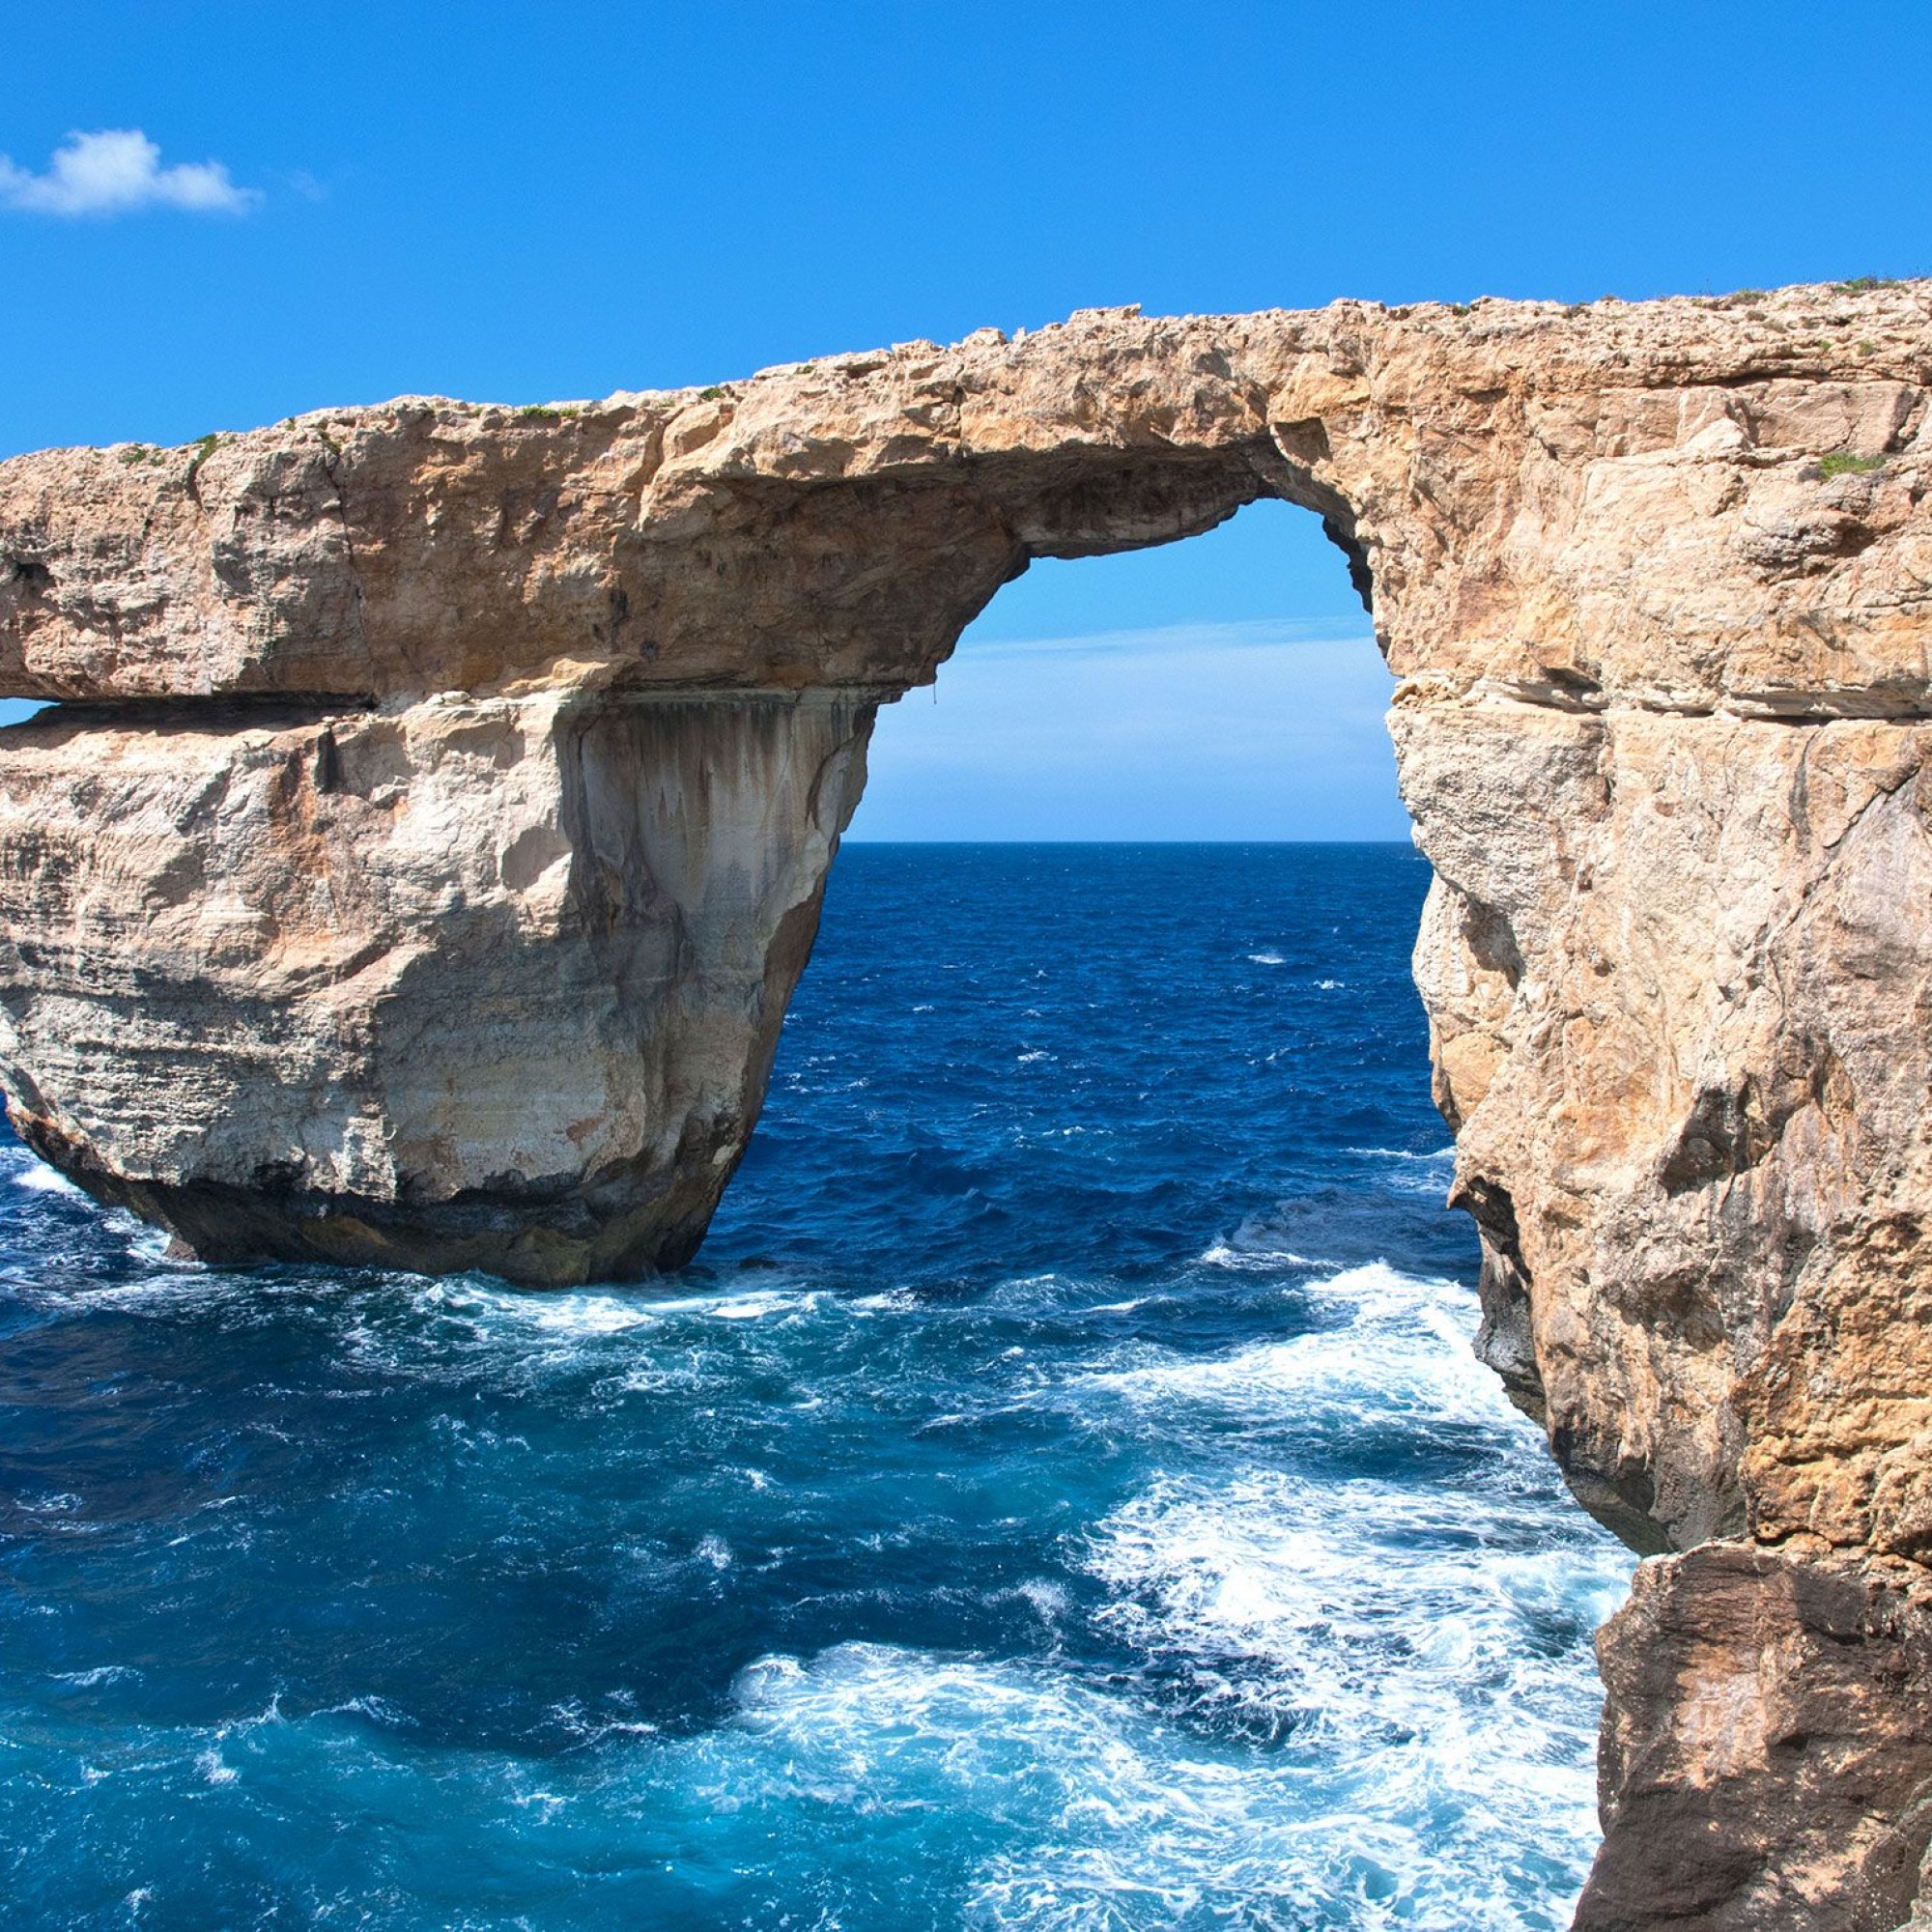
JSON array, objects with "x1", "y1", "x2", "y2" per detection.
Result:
[{"x1": 4, "y1": 2, "x2": 1927, "y2": 836}]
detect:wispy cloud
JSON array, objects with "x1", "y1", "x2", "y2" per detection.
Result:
[
  {"x1": 858, "y1": 626, "x2": 1408, "y2": 841},
  {"x1": 956, "y1": 617, "x2": 1377, "y2": 661},
  {"x1": 0, "y1": 129, "x2": 258, "y2": 217}
]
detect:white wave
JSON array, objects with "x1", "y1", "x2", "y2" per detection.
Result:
[
  {"x1": 1080, "y1": 1264, "x2": 1509, "y2": 1434},
  {"x1": 445, "y1": 1279, "x2": 817, "y2": 1346},
  {"x1": 1078, "y1": 1466, "x2": 1628, "y2": 1929},
  {"x1": 612, "y1": 1362, "x2": 711, "y2": 1397},
  {"x1": 1195, "y1": 1239, "x2": 1325, "y2": 1272},
  {"x1": 519, "y1": 1293, "x2": 662, "y2": 1338},
  {"x1": 546, "y1": 1698, "x2": 659, "y2": 1746},
  {"x1": 852, "y1": 1288, "x2": 919, "y2": 1314},
  {"x1": 11, "y1": 1157, "x2": 84, "y2": 1198},
  {"x1": 316, "y1": 1271, "x2": 829, "y2": 1397},
  {"x1": 319, "y1": 1692, "x2": 414, "y2": 1728},
  {"x1": 708, "y1": 1289, "x2": 814, "y2": 1321},
  {"x1": 20, "y1": 1622, "x2": 1611, "y2": 1930},
  {"x1": 1012, "y1": 1578, "x2": 1069, "y2": 1622},
  {"x1": 705, "y1": 1638, "x2": 1599, "y2": 1931},
  {"x1": 1297, "y1": 1258, "x2": 1467, "y2": 1328},
  {"x1": 1245, "y1": 951, "x2": 1285, "y2": 966},
  {"x1": 1339, "y1": 1145, "x2": 1459, "y2": 1202},
  {"x1": 40, "y1": 1269, "x2": 246, "y2": 1317},
  {"x1": 1044, "y1": 1254, "x2": 1629, "y2": 1917},
  {"x1": 1087, "y1": 1468, "x2": 1626, "y2": 1699},
  {"x1": 17, "y1": 1491, "x2": 83, "y2": 1515}
]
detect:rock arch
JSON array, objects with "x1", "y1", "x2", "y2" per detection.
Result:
[{"x1": 4, "y1": 286, "x2": 1932, "y2": 1926}]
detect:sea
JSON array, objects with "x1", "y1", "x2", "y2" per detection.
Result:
[{"x1": 0, "y1": 842, "x2": 1631, "y2": 1931}]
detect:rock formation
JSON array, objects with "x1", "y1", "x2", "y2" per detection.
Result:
[{"x1": 3, "y1": 281, "x2": 1931, "y2": 1926}]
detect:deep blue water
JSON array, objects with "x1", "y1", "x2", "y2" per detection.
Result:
[{"x1": 0, "y1": 843, "x2": 1629, "y2": 1930}]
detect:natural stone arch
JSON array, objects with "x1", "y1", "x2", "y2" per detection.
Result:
[{"x1": 3, "y1": 285, "x2": 1932, "y2": 1927}]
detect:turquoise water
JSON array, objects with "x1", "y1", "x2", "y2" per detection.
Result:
[{"x1": 0, "y1": 843, "x2": 1629, "y2": 1929}]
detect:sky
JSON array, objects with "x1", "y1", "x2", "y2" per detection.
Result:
[{"x1": 3, "y1": 2, "x2": 1928, "y2": 836}]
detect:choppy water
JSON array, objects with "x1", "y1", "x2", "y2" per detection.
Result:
[{"x1": 0, "y1": 843, "x2": 1629, "y2": 1930}]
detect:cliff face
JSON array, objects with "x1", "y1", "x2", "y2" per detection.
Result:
[
  {"x1": 0, "y1": 691, "x2": 870, "y2": 1279},
  {"x1": 4, "y1": 283, "x2": 1931, "y2": 1926}
]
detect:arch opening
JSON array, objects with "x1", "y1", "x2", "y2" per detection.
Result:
[
  {"x1": 855, "y1": 497, "x2": 1398, "y2": 844},
  {"x1": 692, "y1": 496, "x2": 1635, "y2": 1927}
]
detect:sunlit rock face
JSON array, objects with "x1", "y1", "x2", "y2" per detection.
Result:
[
  {"x1": 0, "y1": 690, "x2": 872, "y2": 1282},
  {"x1": 3, "y1": 283, "x2": 1932, "y2": 1926}
]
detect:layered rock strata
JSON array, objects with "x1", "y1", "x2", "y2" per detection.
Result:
[
  {"x1": 0, "y1": 690, "x2": 871, "y2": 1280},
  {"x1": 3, "y1": 282, "x2": 1931, "y2": 1926}
]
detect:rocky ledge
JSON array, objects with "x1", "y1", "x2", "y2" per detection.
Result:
[{"x1": 4, "y1": 282, "x2": 1932, "y2": 1925}]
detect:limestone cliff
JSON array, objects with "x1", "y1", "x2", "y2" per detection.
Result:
[
  {"x1": 0, "y1": 691, "x2": 870, "y2": 1279},
  {"x1": 4, "y1": 282, "x2": 1931, "y2": 1927}
]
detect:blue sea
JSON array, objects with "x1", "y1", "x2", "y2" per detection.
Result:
[{"x1": 0, "y1": 843, "x2": 1629, "y2": 1930}]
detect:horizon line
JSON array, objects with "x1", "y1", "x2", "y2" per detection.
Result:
[{"x1": 840, "y1": 835, "x2": 1417, "y2": 846}]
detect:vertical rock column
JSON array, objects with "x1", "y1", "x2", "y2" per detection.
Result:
[
  {"x1": 0, "y1": 688, "x2": 874, "y2": 1284},
  {"x1": 1398, "y1": 686, "x2": 1932, "y2": 1929}
]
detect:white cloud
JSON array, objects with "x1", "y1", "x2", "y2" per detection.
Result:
[
  {"x1": 955, "y1": 617, "x2": 1367, "y2": 661},
  {"x1": 853, "y1": 623, "x2": 1410, "y2": 841},
  {"x1": 0, "y1": 128, "x2": 257, "y2": 217}
]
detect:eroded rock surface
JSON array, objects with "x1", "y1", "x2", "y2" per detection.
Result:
[
  {"x1": 1581, "y1": 1546, "x2": 1932, "y2": 1931},
  {"x1": 0, "y1": 690, "x2": 870, "y2": 1280},
  {"x1": 4, "y1": 281, "x2": 1932, "y2": 1926}
]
